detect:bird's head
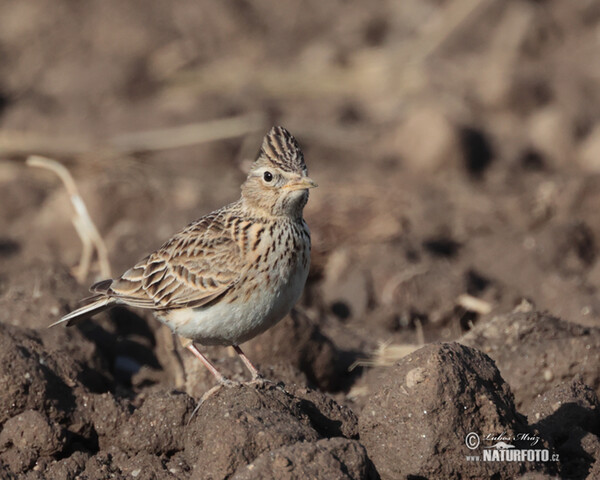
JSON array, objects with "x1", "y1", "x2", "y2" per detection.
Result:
[{"x1": 241, "y1": 126, "x2": 317, "y2": 218}]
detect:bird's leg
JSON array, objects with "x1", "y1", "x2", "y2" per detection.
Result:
[
  {"x1": 186, "y1": 343, "x2": 228, "y2": 384},
  {"x1": 186, "y1": 343, "x2": 242, "y2": 421},
  {"x1": 233, "y1": 345, "x2": 262, "y2": 381},
  {"x1": 233, "y1": 345, "x2": 286, "y2": 392}
]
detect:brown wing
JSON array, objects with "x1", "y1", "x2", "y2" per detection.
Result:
[{"x1": 93, "y1": 208, "x2": 243, "y2": 310}]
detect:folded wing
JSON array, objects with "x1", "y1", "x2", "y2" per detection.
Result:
[{"x1": 94, "y1": 211, "x2": 243, "y2": 310}]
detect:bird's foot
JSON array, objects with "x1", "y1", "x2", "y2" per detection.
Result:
[
  {"x1": 201, "y1": 378, "x2": 242, "y2": 401},
  {"x1": 188, "y1": 378, "x2": 241, "y2": 423},
  {"x1": 247, "y1": 375, "x2": 286, "y2": 392}
]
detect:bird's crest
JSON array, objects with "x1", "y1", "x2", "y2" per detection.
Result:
[{"x1": 256, "y1": 126, "x2": 307, "y2": 174}]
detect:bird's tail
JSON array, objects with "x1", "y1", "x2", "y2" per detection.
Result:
[{"x1": 49, "y1": 295, "x2": 116, "y2": 328}]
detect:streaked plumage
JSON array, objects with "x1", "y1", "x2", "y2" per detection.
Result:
[{"x1": 52, "y1": 126, "x2": 316, "y2": 383}]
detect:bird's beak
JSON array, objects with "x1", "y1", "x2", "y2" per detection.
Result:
[{"x1": 284, "y1": 176, "x2": 318, "y2": 191}]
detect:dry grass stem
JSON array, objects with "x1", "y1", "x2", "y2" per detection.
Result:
[
  {"x1": 3, "y1": 113, "x2": 266, "y2": 158},
  {"x1": 109, "y1": 112, "x2": 267, "y2": 153},
  {"x1": 350, "y1": 321, "x2": 424, "y2": 370},
  {"x1": 349, "y1": 342, "x2": 419, "y2": 370},
  {"x1": 456, "y1": 294, "x2": 492, "y2": 315},
  {"x1": 26, "y1": 155, "x2": 111, "y2": 282},
  {"x1": 0, "y1": 131, "x2": 95, "y2": 158}
]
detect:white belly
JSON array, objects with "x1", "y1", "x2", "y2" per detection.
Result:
[{"x1": 159, "y1": 257, "x2": 309, "y2": 345}]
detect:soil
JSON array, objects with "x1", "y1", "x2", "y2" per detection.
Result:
[{"x1": 2, "y1": 1, "x2": 600, "y2": 479}]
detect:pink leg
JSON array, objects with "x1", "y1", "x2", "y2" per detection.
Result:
[
  {"x1": 187, "y1": 343, "x2": 227, "y2": 383},
  {"x1": 233, "y1": 345, "x2": 261, "y2": 380}
]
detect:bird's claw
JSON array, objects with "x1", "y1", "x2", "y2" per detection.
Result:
[
  {"x1": 248, "y1": 375, "x2": 286, "y2": 392},
  {"x1": 188, "y1": 378, "x2": 242, "y2": 423}
]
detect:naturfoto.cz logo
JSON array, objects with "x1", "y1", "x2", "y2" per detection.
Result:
[{"x1": 464, "y1": 432, "x2": 559, "y2": 463}]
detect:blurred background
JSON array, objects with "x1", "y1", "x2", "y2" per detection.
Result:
[{"x1": 1, "y1": 0, "x2": 600, "y2": 398}]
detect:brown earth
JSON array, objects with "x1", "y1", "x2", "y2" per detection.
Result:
[{"x1": 2, "y1": 0, "x2": 600, "y2": 478}]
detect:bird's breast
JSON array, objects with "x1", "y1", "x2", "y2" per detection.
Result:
[{"x1": 161, "y1": 219, "x2": 310, "y2": 345}]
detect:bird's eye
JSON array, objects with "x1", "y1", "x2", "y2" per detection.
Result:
[{"x1": 263, "y1": 171, "x2": 273, "y2": 182}]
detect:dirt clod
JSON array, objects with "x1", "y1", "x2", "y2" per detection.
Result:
[
  {"x1": 246, "y1": 310, "x2": 344, "y2": 391},
  {"x1": 232, "y1": 438, "x2": 373, "y2": 480},
  {"x1": 461, "y1": 311, "x2": 600, "y2": 410},
  {"x1": 359, "y1": 342, "x2": 547, "y2": 480},
  {"x1": 528, "y1": 379, "x2": 600, "y2": 479},
  {"x1": 184, "y1": 383, "x2": 321, "y2": 479},
  {"x1": 116, "y1": 390, "x2": 194, "y2": 455}
]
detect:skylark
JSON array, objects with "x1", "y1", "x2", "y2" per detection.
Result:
[{"x1": 52, "y1": 126, "x2": 317, "y2": 384}]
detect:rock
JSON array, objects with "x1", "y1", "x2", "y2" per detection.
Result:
[
  {"x1": 461, "y1": 311, "x2": 600, "y2": 410},
  {"x1": 80, "y1": 448, "x2": 181, "y2": 480},
  {"x1": 179, "y1": 383, "x2": 359, "y2": 479},
  {"x1": 528, "y1": 380, "x2": 600, "y2": 480},
  {"x1": 42, "y1": 447, "x2": 183, "y2": 480},
  {"x1": 35, "y1": 452, "x2": 88, "y2": 480},
  {"x1": 358, "y1": 342, "x2": 548, "y2": 479},
  {"x1": 184, "y1": 383, "x2": 321, "y2": 479},
  {"x1": 0, "y1": 262, "x2": 87, "y2": 330},
  {"x1": 0, "y1": 324, "x2": 77, "y2": 427},
  {"x1": 83, "y1": 392, "x2": 130, "y2": 450},
  {"x1": 116, "y1": 390, "x2": 195, "y2": 455},
  {"x1": 0, "y1": 410, "x2": 65, "y2": 456},
  {"x1": 245, "y1": 309, "x2": 343, "y2": 391},
  {"x1": 0, "y1": 410, "x2": 65, "y2": 474},
  {"x1": 285, "y1": 384, "x2": 359, "y2": 439},
  {"x1": 232, "y1": 438, "x2": 373, "y2": 480},
  {"x1": 528, "y1": 379, "x2": 600, "y2": 437}
]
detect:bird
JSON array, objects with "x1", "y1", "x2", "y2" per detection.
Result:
[{"x1": 51, "y1": 126, "x2": 317, "y2": 385}]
